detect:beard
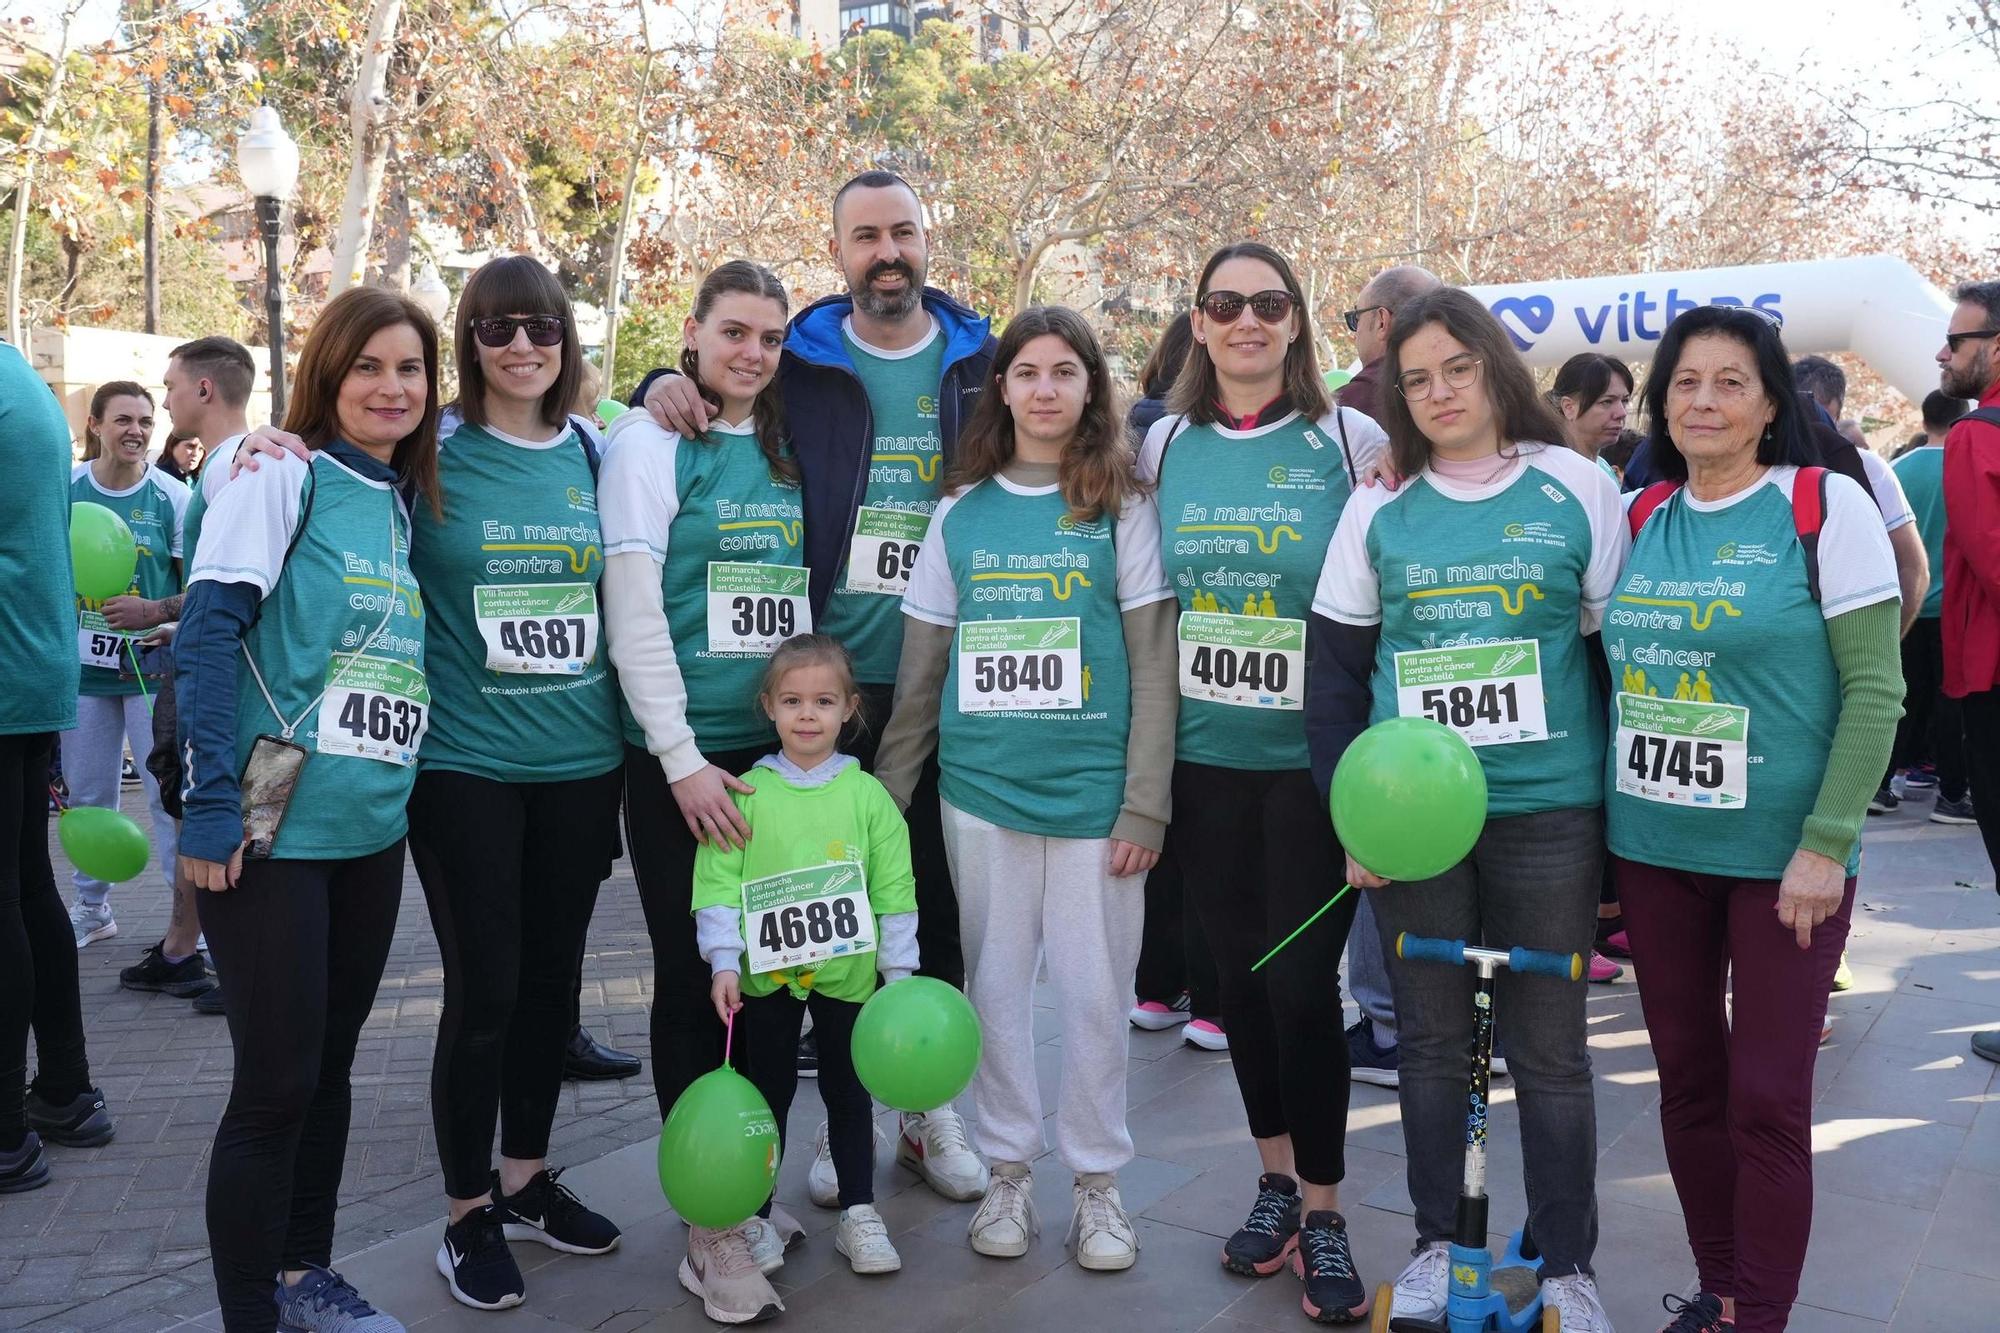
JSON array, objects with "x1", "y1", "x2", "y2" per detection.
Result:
[
  {"x1": 851, "y1": 259, "x2": 923, "y2": 321},
  {"x1": 1942, "y1": 357, "x2": 1990, "y2": 400}
]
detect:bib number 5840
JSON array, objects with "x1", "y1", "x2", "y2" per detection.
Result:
[{"x1": 972, "y1": 652, "x2": 1063, "y2": 694}]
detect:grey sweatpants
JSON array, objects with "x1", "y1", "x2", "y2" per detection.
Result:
[
  {"x1": 62, "y1": 693, "x2": 178, "y2": 909},
  {"x1": 941, "y1": 799, "x2": 1145, "y2": 1174}
]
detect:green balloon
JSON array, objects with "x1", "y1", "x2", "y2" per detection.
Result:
[
  {"x1": 596, "y1": 398, "x2": 626, "y2": 428},
  {"x1": 850, "y1": 977, "x2": 982, "y2": 1113},
  {"x1": 58, "y1": 807, "x2": 152, "y2": 883},
  {"x1": 70, "y1": 502, "x2": 138, "y2": 601},
  {"x1": 1323, "y1": 367, "x2": 1354, "y2": 390},
  {"x1": 657, "y1": 1067, "x2": 780, "y2": 1228},
  {"x1": 1330, "y1": 716, "x2": 1488, "y2": 882}
]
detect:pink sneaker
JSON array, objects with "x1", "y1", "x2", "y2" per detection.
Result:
[
  {"x1": 1587, "y1": 952, "x2": 1623, "y2": 984},
  {"x1": 1601, "y1": 929, "x2": 1631, "y2": 959},
  {"x1": 1182, "y1": 1019, "x2": 1228, "y2": 1051},
  {"x1": 1129, "y1": 994, "x2": 1189, "y2": 1031}
]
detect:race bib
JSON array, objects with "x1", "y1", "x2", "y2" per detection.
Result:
[
  {"x1": 956, "y1": 617, "x2": 1081, "y2": 713},
  {"x1": 1614, "y1": 692, "x2": 1749, "y2": 807},
  {"x1": 316, "y1": 654, "x2": 430, "y2": 765},
  {"x1": 77, "y1": 610, "x2": 129, "y2": 671},
  {"x1": 742, "y1": 860, "x2": 876, "y2": 976},
  {"x1": 1393, "y1": 639, "x2": 1549, "y2": 747},
  {"x1": 1177, "y1": 612, "x2": 1304, "y2": 710},
  {"x1": 707, "y1": 562, "x2": 810, "y2": 654},
  {"x1": 475, "y1": 583, "x2": 598, "y2": 674},
  {"x1": 843, "y1": 507, "x2": 930, "y2": 596}
]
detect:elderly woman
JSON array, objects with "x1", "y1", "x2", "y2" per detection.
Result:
[{"x1": 1605, "y1": 304, "x2": 1902, "y2": 1333}]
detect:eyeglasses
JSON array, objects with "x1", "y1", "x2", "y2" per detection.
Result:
[
  {"x1": 471, "y1": 315, "x2": 567, "y2": 348},
  {"x1": 1396, "y1": 356, "x2": 1483, "y2": 401},
  {"x1": 1945, "y1": 328, "x2": 2000, "y2": 352},
  {"x1": 1713, "y1": 304, "x2": 1784, "y2": 329},
  {"x1": 1342, "y1": 304, "x2": 1389, "y2": 333},
  {"x1": 1200, "y1": 289, "x2": 1295, "y2": 326}
]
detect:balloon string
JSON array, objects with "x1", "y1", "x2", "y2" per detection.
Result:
[
  {"x1": 125, "y1": 636, "x2": 155, "y2": 718},
  {"x1": 1251, "y1": 883, "x2": 1356, "y2": 973},
  {"x1": 724, "y1": 1008, "x2": 734, "y2": 1069}
]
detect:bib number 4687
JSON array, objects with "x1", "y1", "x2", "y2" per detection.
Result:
[{"x1": 497, "y1": 617, "x2": 586, "y2": 662}]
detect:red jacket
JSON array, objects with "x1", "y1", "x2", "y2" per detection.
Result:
[{"x1": 1943, "y1": 379, "x2": 2000, "y2": 696}]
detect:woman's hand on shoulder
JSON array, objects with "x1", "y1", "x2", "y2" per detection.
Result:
[
  {"x1": 644, "y1": 374, "x2": 712, "y2": 437},
  {"x1": 229, "y1": 425, "x2": 309, "y2": 478},
  {"x1": 670, "y1": 762, "x2": 756, "y2": 848}
]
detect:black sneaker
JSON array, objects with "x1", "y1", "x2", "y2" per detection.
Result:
[
  {"x1": 1293, "y1": 1210, "x2": 1369, "y2": 1324},
  {"x1": 1659, "y1": 1291, "x2": 1733, "y2": 1331},
  {"x1": 1345, "y1": 1018, "x2": 1400, "y2": 1089},
  {"x1": 797, "y1": 1028, "x2": 819, "y2": 1079},
  {"x1": 193, "y1": 984, "x2": 228, "y2": 1016},
  {"x1": 1931, "y1": 794, "x2": 1978, "y2": 825},
  {"x1": 435, "y1": 1205, "x2": 524, "y2": 1310},
  {"x1": 492, "y1": 1167, "x2": 621, "y2": 1255},
  {"x1": 1221, "y1": 1172, "x2": 1301, "y2": 1276},
  {"x1": 25, "y1": 1086, "x2": 114, "y2": 1147},
  {"x1": 120, "y1": 941, "x2": 216, "y2": 997},
  {"x1": 0, "y1": 1132, "x2": 50, "y2": 1193},
  {"x1": 1867, "y1": 786, "x2": 1900, "y2": 815}
]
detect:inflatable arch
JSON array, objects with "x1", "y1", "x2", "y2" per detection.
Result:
[{"x1": 1465, "y1": 255, "x2": 1952, "y2": 404}]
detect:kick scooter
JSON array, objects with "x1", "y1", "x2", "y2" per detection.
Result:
[{"x1": 1371, "y1": 934, "x2": 1584, "y2": 1333}]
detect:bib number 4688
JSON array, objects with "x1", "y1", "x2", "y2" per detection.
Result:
[{"x1": 755, "y1": 897, "x2": 863, "y2": 954}]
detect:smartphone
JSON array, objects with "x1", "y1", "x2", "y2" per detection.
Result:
[
  {"x1": 118, "y1": 641, "x2": 174, "y2": 682},
  {"x1": 241, "y1": 735, "x2": 309, "y2": 860}
]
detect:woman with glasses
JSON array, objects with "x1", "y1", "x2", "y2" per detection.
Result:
[
  {"x1": 1304, "y1": 288, "x2": 1626, "y2": 1333},
  {"x1": 1606, "y1": 305, "x2": 1901, "y2": 1333},
  {"x1": 1137, "y1": 241, "x2": 1387, "y2": 1326}
]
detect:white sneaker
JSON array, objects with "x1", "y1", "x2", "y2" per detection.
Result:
[
  {"x1": 968, "y1": 1164, "x2": 1038, "y2": 1257},
  {"x1": 1068, "y1": 1173, "x2": 1137, "y2": 1271},
  {"x1": 69, "y1": 901, "x2": 117, "y2": 950},
  {"x1": 808, "y1": 1120, "x2": 885, "y2": 1209},
  {"x1": 740, "y1": 1204, "x2": 804, "y2": 1275},
  {"x1": 678, "y1": 1224, "x2": 783, "y2": 1324},
  {"x1": 897, "y1": 1108, "x2": 988, "y2": 1200},
  {"x1": 1489, "y1": 1053, "x2": 1510, "y2": 1079},
  {"x1": 834, "y1": 1204, "x2": 901, "y2": 1274},
  {"x1": 1541, "y1": 1273, "x2": 1614, "y2": 1332},
  {"x1": 1390, "y1": 1241, "x2": 1451, "y2": 1323}
]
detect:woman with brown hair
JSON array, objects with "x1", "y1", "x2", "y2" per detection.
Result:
[
  {"x1": 1137, "y1": 241, "x2": 1388, "y2": 1324},
  {"x1": 175, "y1": 284, "x2": 438, "y2": 1333},
  {"x1": 1305, "y1": 287, "x2": 1626, "y2": 1332},
  {"x1": 876, "y1": 305, "x2": 1177, "y2": 1273}
]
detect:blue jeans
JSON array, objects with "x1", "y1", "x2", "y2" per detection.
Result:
[
  {"x1": 1368, "y1": 805, "x2": 1603, "y2": 1276},
  {"x1": 1348, "y1": 893, "x2": 1395, "y2": 1031}
]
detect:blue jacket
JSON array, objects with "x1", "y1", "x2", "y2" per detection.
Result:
[{"x1": 636, "y1": 287, "x2": 997, "y2": 618}]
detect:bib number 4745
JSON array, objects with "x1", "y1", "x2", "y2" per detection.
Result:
[{"x1": 1624, "y1": 734, "x2": 1725, "y2": 789}]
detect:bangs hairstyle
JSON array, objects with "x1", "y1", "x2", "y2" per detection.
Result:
[
  {"x1": 285, "y1": 285, "x2": 444, "y2": 516},
  {"x1": 945, "y1": 305, "x2": 1138, "y2": 522},
  {"x1": 757, "y1": 632, "x2": 866, "y2": 741},
  {"x1": 455, "y1": 256, "x2": 582, "y2": 432},
  {"x1": 1167, "y1": 242, "x2": 1331, "y2": 426},
  {"x1": 1549, "y1": 353, "x2": 1633, "y2": 413},
  {"x1": 1380, "y1": 287, "x2": 1570, "y2": 477},
  {"x1": 1640, "y1": 304, "x2": 1814, "y2": 482},
  {"x1": 682, "y1": 260, "x2": 798, "y2": 486}
]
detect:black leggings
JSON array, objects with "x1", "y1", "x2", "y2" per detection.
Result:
[
  {"x1": 626, "y1": 742, "x2": 765, "y2": 1120},
  {"x1": 409, "y1": 765, "x2": 621, "y2": 1200},
  {"x1": 854, "y1": 683, "x2": 962, "y2": 990},
  {"x1": 1889, "y1": 617, "x2": 1969, "y2": 801},
  {"x1": 736, "y1": 988, "x2": 874, "y2": 1208},
  {"x1": 199, "y1": 843, "x2": 404, "y2": 1333},
  {"x1": 1, "y1": 732, "x2": 89, "y2": 1145},
  {"x1": 1133, "y1": 843, "x2": 1222, "y2": 1019},
  {"x1": 1171, "y1": 761, "x2": 1355, "y2": 1186}
]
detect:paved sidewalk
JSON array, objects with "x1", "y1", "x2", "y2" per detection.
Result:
[{"x1": 3, "y1": 788, "x2": 1996, "y2": 1332}]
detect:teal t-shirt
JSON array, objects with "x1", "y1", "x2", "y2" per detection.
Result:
[
  {"x1": 1891, "y1": 444, "x2": 1944, "y2": 619},
  {"x1": 902, "y1": 479, "x2": 1173, "y2": 839},
  {"x1": 71, "y1": 463, "x2": 190, "y2": 697},
  {"x1": 1147, "y1": 411, "x2": 1366, "y2": 771},
  {"x1": 202, "y1": 452, "x2": 426, "y2": 859},
  {"x1": 409, "y1": 418, "x2": 622, "y2": 783},
  {"x1": 1601, "y1": 468, "x2": 1899, "y2": 880},
  {"x1": 600, "y1": 420, "x2": 805, "y2": 752},
  {"x1": 817, "y1": 323, "x2": 947, "y2": 683},
  {"x1": 0, "y1": 344, "x2": 79, "y2": 734},
  {"x1": 1312, "y1": 444, "x2": 1627, "y2": 818}
]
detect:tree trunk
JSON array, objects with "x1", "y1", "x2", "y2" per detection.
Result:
[
  {"x1": 380, "y1": 146, "x2": 412, "y2": 291},
  {"x1": 5, "y1": 0, "x2": 86, "y2": 347},
  {"x1": 144, "y1": 69, "x2": 162, "y2": 333},
  {"x1": 327, "y1": 0, "x2": 406, "y2": 294},
  {"x1": 600, "y1": 17, "x2": 657, "y2": 393}
]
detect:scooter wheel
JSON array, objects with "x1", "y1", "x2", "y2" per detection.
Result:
[
  {"x1": 1371, "y1": 1285, "x2": 1394, "y2": 1332},
  {"x1": 1541, "y1": 1306, "x2": 1561, "y2": 1332}
]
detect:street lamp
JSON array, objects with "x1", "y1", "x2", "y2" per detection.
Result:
[
  {"x1": 235, "y1": 105, "x2": 299, "y2": 425},
  {"x1": 410, "y1": 263, "x2": 450, "y2": 324}
]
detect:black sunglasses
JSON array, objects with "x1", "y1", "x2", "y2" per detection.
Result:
[
  {"x1": 1945, "y1": 328, "x2": 2000, "y2": 352},
  {"x1": 471, "y1": 315, "x2": 567, "y2": 348},
  {"x1": 1200, "y1": 289, "x2": 1295, "y2": 325},
  {"x1": 1342, "y1": 304, "x2": 1389, "y2": 333}
]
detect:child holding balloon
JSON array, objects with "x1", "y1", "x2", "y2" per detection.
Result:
[{"x1": 689, "y1": 633, "x2": 918, "y2": 1319}]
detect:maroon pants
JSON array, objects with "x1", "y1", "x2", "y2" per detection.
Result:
[{"x1": 1614, "y1": 857, "x2": 1854, "y2": 1333}]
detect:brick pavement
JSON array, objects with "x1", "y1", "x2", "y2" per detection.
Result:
[{"x1": 0, "y1": 781, "x2": 664, "y2": 1331}]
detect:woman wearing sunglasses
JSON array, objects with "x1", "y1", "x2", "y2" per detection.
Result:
[
  {"x1": 1136, "y1": 241, "x2": 1387, "y2": 1325},
  {"x1": 1304, "y1": 288, "x2": 1626, "y2": 1333}
]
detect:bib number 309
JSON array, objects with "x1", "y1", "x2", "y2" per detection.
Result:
[
  {"x1": 317, "y1": 654, "x2": 430, "y2": 765},
  {"x1": 1613, "y1": 692, "x2": 1748, "y2": 807},
  {"x1": 707, "y1": 562, "x2": 810, "y2": 654}
]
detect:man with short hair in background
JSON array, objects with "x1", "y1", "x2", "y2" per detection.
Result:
[{"x1": 1336, "y1": 264, "x2": 1441, "y2": 421}]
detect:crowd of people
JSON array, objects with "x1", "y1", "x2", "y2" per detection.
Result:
[{"x1": 0, "y1": 167, "x2": 1996, "y2": 1333}]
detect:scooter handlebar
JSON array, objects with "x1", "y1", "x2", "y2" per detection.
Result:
[
  {"x1": 1396, "y1": 933, "x2": 1584, "y2": 981},
  {"x1": 1396, "y1": 933, "x2": 1467, "y2": 966},
  {"x1": 1509, "y1": 946, "x2": 1584, "y2": 980}
]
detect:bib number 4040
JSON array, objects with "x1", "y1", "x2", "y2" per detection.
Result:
[{"x1": 1185, "y1": 643, "x2": 1290, "y2": 694}]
